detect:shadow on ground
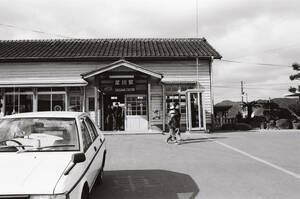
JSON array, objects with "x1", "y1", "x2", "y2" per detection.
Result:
[
  {"x1": 91, "y1": 170, "x2": 199, "y2": 199},
  {"x1": 179, "y1": 136, "x2": 226, "y2": 145}
]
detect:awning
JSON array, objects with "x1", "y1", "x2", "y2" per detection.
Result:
[
  {"x1": 161, "y1": 77, "x2": 197, "y2": 84},
  {"x1": 82, "y1": 59, "x2": 163, "y2": 79},
  {"x1": 0, "y1": 77, "x2": 88, "y2": 88}
]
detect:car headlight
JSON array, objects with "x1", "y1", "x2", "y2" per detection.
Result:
[{"x1": 30, "y1": 194, "x2": 68, "y2": 199}]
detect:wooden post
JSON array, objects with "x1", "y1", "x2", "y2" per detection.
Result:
[
  {"x1": 94, "y1": 78, "x2": 99, "y2": 126},
  {"x1": 82, "y1": 86, "x2": 86, "y2": 112},
  {"x1": 101, "y1": 93, "x2": 104, "y2": 130},
  {"x1": 162, "y1": 83, "x2": 166, "y2": 132}
]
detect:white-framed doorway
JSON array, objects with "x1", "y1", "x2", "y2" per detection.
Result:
[
  {"x1": 125, "y1": 94, "x2": 148, "y2": 131},
  {"x1": 186, "y1": 91, "x2": 206, "y2": 131}
]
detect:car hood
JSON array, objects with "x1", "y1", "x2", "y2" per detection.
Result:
[{"x1": 0, "y1": 152, "x2": 73, "y2": 195}]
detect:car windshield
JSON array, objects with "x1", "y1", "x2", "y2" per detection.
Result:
[{"x1": 0, "y1": 118, "x2": 79, "y2": 152}]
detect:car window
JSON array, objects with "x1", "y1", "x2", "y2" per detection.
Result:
[
  {"x1": 80, "y1": 119, "x2": 92, "y2": 152},
  {"x1": 0, "y1": 118, "x2": 79, "y2": 152},
  {"x1": 84, "y1": 117, "x2": 98, "y2": 140}
]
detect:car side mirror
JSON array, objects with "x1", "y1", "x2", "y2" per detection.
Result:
[
  {"x1": 64, "y1": 153, "x2": 86, "y2": 175},
  {"x1": 72, "y1": 153, "x2": 86, "y2": 164}
]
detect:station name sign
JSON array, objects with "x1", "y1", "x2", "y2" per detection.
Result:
[{"x1": 114, "y1": 79, "x2": 136, "y2": 92}]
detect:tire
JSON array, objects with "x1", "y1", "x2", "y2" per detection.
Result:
[{"x1": 81, "y1": 185, "x2": 89, "y2": 199}]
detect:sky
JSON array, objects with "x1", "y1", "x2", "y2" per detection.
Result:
[{"x1": 0, "y1": 0, "x2": 300, "y2": 103}]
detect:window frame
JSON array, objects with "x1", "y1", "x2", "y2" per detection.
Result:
[
  {"x1": 80, "y1": 118, "x2": 93, "y2": 152},
  {"x1": 85, "y1": 117, "x2": 99, "y2": 138}
]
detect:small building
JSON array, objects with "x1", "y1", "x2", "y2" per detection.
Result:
[{"x1": 0, "y1": 38, "x2": 221, "y2": 132}]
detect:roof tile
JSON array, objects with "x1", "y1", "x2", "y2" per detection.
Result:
[{"x1": 0, "y1": 38, "x2": 222, "y2": 61}]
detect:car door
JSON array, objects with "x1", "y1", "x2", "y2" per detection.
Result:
[
  {"x1": 83, "y1": 116, "x2": 104, "y2": 185},
  {"x1": 79, "y1": 117, "x2": 95, "y2": 187}
]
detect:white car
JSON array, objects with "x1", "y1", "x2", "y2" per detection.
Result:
[{"x1": 0, "y1": 112, "x2": 107, "y2": 199}]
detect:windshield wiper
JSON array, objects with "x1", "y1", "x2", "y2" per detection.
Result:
[
  {"x1": 37, "y1": 144, "x2": 75, "y2": 150},
  {"x1": 17, "y1": 144, "x2": 76, "y2": 153},
  {"x1": 0, "y1": 145, "x2": 33, "y2": 149}
]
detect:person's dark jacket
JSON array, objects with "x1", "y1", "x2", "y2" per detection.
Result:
[{"x1": 168, "y1": 109, "x2": 181, "y2": 129}]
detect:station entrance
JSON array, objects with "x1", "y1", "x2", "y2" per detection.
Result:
[{"x1": 103, "y1": 94, "x2": 148, "y2": 132}]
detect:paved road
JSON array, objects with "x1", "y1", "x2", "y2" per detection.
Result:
[{"x1": 91, "y1": 130, "x2": 300, "y2": 199}]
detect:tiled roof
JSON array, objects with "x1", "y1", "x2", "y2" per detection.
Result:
[{"x1": 0, "y1": 38, "x2": 221, "y2": 61}]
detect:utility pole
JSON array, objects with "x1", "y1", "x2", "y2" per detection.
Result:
[
  {"x1": 241, "y1": 81, "x2": 246, "y2": 119},
  {"x1": 241, "y1": 81, "x2": 244, "y2": 104}
]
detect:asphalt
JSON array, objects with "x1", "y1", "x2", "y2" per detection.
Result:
[{"x1": 90, "y1": 130, "x2": 300, "y2": 199}]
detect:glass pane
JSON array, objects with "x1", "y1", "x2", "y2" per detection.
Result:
[
  {"x1": 190, "y1": 93, "x2": 199, "y2": 128},
  {"x1": 126, "y1": 95, "x2": 147, "y2": 116},
  {"x1": 80, "y1": 120, "x2": 93, "y2": 151},
  {"x1": 19, "y1": 88, "x2": 33, "y2": 92},
  {"x1": 38, "y1": 95, "x2": 51, "y2": 111},
  {"x1": 52, "y1": 94, "x2": 65, "y2": 111},
  {"x1": 52, "y1": 87, "x2": 65, "y2": 91},
  {"x1": 88, "y1": 98, "x2": 95, "y2": 111},
  {"x1": 38, "y1": 88, "x2": 51, "y2": 92},
  {"x1": 19, "y1": 94, "x2": 33, "y2": 113},
  {"x1": 69, "y1": 96, "x2": 81, "y2": 112},
  {"x1": 4, "y1": 95, "x2": 18, "y2": 115}
]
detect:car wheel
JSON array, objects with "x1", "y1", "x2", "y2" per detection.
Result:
[{"x1": 81, "y1": 186, "x2": 89, "y2": 199}]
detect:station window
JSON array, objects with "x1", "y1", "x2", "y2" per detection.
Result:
[
  {"x1": 37, "y1": 88, "x2": 66, "y2": 111},
  {"x1": 70, "y1": 95, "x2": 82, "y2": 112},
  {"x1": 4, "y1": 88, "x2": 33, "y2": 115},
  {"x1": 5, "y1": 94, "x2": 33, "y2": 115}
]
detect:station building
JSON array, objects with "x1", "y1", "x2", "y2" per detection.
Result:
[{"x1": 0, "y1": 38, "x2": 221, "y2": 132}]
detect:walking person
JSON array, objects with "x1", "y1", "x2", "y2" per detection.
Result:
[
  {"x1": 174, "y1": 103, "x2": 182, "y2": 144},
  {"x1": 166, "y1": 103, "x2": 176, "y2": 143}
]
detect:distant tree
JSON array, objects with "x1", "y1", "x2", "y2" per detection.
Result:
[
  {"x1": 288, "y1": 103, "x2": 300, "y2": 119},
  {"x1": 289, "y1": 62, "x2": 300, "y2": 100}
]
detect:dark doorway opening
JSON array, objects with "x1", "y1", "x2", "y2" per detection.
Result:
[{"x1": 103, "y1": 94, "x2": 125, "y2": 131}]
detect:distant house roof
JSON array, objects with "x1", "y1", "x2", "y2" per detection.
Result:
[{"x1": 0, "y1": 38, "x2": 222, "y2": 62}]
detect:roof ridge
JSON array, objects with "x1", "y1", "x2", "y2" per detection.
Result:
[{"x1": 0, "y1": 38, "x2": 206, "y2": 43}]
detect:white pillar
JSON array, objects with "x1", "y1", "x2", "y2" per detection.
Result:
[{"x1": 148, "y1": 79, "x2": 151, "y2": 131}]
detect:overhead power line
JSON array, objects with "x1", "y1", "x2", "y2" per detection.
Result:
[
  {"x1": 229, "y1": 43, "x2": 300, "y2": 60},
  {"x1": 213, "y1": 86, "x2": 288, "y2": 91},
  {"x1": 0, "y1": 23, "x2": 74, "y2": 39},
  {"x1": 219, "y1": 59, "x2": 290, "y2": 68}
]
